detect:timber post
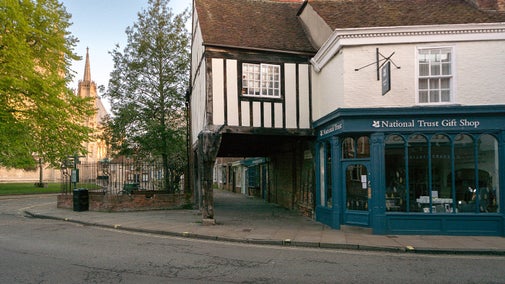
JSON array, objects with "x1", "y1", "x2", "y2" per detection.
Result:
[{"x1": 197, "y1": 130, "x2": 222, "y2": 225}]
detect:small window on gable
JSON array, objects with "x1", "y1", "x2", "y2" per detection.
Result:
[
  {"x1": 242, "y1": 63, "x2": 281, "y2": 98},
  {"x1": 418, "y1": 47, "x2": 453, "y2": 104}
]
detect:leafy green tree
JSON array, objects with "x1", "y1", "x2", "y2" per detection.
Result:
[
  {"x1": 105, "y1": 0, "x2": 190, "y2": 192},
  {"x1": 0, "y1": 0, "x2": 94, "y2": 169}
]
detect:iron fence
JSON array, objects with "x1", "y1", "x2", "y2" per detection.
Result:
[{"x1": 61, "y1": 159, "x2": 181, "y2": 195}]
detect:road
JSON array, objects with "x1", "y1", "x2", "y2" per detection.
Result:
[{"x1": 1, "y1": 195, "x2": 505, "y2": 283}]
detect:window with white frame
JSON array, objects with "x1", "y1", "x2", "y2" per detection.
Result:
[
  {"x1": 418, "y1": 47, "x2": 452, "y2": 103},
  {"x1": 242, "y1": 63, "x2": 281, "y2": 98}
]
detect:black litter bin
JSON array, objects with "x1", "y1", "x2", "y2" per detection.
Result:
[{"x1": 73, "y1": 188, "x2": 89, "y2": 212}]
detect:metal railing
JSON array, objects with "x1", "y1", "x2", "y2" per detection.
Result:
[{"x1": 61, "y1": 159, "x2": 181, "y2": 195}]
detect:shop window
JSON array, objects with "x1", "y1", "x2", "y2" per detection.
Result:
[
  {"x1": 454, "y1": 134, "x2": 475, "y2": 212},
  {"x1": 242, "y1": 63, "x2": 281, "y2": 98},
  {"x1": 430, "y1": 134, "x2": 452, "y2": 213},
  {"x1": 319, "y1": 142, "x2": 332, "y2": 208},
  {"x1": 417, "y1": 47, "x2": 452, "y2": 104},
  {"x1": 477, "y1": 134, "x2": 499, "y2": 213},
  {"x1": 326, "y1": 143, "x2": 332, "y2": 208},
  {"x1": 342, "y1": 136, "x2": 370, "y2": 159},
  {"x1": 408, "y1": 134, "x2": 429, "y2": 212},
  {"x1": 357, "y1": 136, "x2": 370, "y2": 158},
  {"x1": 385, "y1": 135, "x2": 407, "y2": 212},
  {"x1": 384, "y1": 133, "x2": 499, "y2": 214},
  {"x1": 319, "y1": 144, "x2": 325, "y2": 206},
  {"x1": 342, "y1": 137, "x2": 354, "y2": 159}
]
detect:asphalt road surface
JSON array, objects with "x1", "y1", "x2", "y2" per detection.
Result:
[{"x1": 1, "y1": 195, "x2": 505, "y2": 283}]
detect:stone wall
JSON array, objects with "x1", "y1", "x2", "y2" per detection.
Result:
[
  {"x1": 0, "y1": 167, "x2": 61, "y2": 183},
  {"x1": 57, "y1": 192, "x2": 192, "y2": 212}
]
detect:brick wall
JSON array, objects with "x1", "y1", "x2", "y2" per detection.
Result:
[
  {"x1": 499, "y1": 0, "x2": 505, "y2": 10},
  {"x1": 57, "y1": 192, "x2": 192, "y2": 212},
  {"x1": 269, "y1": 139, "x2": 314, "y2": 213},
  {"x1": 270, "y1": 149, "x2": 296, "y2": 209},
  {"x1": 468, "y1": 0, "x2": 505, "y2": 11}
]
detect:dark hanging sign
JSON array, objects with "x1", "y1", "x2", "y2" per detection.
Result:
[
  {"x1": 381, "y1": 61, "x2": 391, "y2": 96},
  {"x1": 354, "y1": 48, "x2": 399, "y2": 96}
]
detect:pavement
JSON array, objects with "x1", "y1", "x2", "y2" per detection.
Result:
[{"x1": 23, "y1": 189, "x2": 505, "y2": 256}]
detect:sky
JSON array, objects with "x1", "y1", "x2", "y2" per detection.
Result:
[{"x1": 61, "y1": 0, "x2": 192, "y2": 106}]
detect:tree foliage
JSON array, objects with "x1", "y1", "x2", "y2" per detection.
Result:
[
  {"x1": 0, "y1": 0, "x2": 95, "y2": 169},
  {"x1": 105, "y1": 0, "x2": 190, "y2": 192}
]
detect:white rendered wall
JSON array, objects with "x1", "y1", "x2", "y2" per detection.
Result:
[
  {"x1": 312, "y1": 40, "x2": 505, "y2": 121},
  {"x1": 191, "y1": 63, "x2": 206, "y2": 144},
  {"x1": 285, "y1": 63, "x2": 297, "y2": 129},
  {"x1": 212, "y1": 58, "x2": 225, "y2": 125},
  {"x1": 210, "y1": 59, "x2": 311, "y2": 130},
  {"x1": 342, "y1": 45, "x2": 415, "y2": 108},
  {"x1": 312, "y1": 51, "x2": 344, "y2": 121},
  {"x1": 456, "y1": 41, "x2": 505, "y2": 105},
  {"x1": 190, "y1": 18, "x2": 207, "y2": 144},
  {"x1": 226, "y1": 60, "x2": 239, "y2": 126},
  {"x1": 298, "y1": 64, "x2": 311, "y2": 129}
]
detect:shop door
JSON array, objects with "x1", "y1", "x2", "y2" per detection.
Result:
[{"x1": 342, "y1": 162, "x2": 371, "y2": 226}]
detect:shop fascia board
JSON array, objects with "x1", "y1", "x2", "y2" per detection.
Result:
[
  {"x1": 312, "y1": 104, "x2": 505, "y2": 129},
  {"x1": 311, "y1": 22, "x2": 505, "y2": 72}
]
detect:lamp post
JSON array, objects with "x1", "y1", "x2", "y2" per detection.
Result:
[
  {"x1": 71, "y1": 154, "x2": 81, "y2": 190},
  {"x1": 33, "y1": 153, "x2": 45, "y2": 188}
]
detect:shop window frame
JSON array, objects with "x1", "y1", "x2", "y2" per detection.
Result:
[
  {"x1": 342, "y1": 135, "x2": 370, "y2": 160},
  {"x1": 384, "y1": 132, "x2": 499, "y2": 214},
  {"x1": 318, "y1": 141, "x2": 333, "y2": 208}
]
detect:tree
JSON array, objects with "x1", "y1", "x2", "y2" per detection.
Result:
[
  {"x1": 105, "y1": 0, "x2": 190, "y2": 192},
  {"x1": 0, "y1": 0, "x2": 94, "y2": 169}
]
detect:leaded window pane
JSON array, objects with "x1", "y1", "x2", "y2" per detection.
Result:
[
  {"x1": 440, "y1": 78, "x2": 450, "y2": 88},
  {"x1": 419, "y1": 79, "x2": 428, "y2": 90},
  {"x1": 431, "y1": 62, "x2": 441, "y2": 75},
  {"x1": 419, "y1": 63, "x2": 429, "y2": 76},
  {"x1": 419, "y1": 91, "x2": 428, "y2": 103},
  {"x1": 242, "y1": 63, "x2": 281, "y2": 98},
  {"x1": 430, "y1": 90, "x2": 439, "y2": 102},
  {"x1": 441, "y1": 90, "x2": 450, "y2": 102},
  {"x1": 442, "y1": 63, "x2": 451, "y2": 75}
]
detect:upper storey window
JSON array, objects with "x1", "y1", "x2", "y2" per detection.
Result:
[
  {"x1": 242, "y1": 63, "x2": 281, "y2": 98},
  {"x1": 417, "y1": 47, "x2": 453, "y2": 104}
]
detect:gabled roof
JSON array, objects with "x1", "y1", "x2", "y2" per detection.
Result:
[
  {"x1": 195, "y1": 0, "x2": 316, "y2": 54},
  {"x1": 308, "y1": 0, "x2": 505, "y2": 29}
]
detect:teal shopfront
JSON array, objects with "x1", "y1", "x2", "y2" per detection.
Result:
[{"x1": 314, "y1": 105, "x2": 505, "y2": 236}]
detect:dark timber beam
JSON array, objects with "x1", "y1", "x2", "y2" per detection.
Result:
[{"x1": 197, "y1": 130, "x2": 222, "y2": 225}]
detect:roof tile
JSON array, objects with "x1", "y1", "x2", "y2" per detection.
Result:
[
  {"x1": 308, "y1": 0, "x2": 505, "y2": 29},
  {"x1": 195, "y1": 0, "x2": 316, "y2": 53}
]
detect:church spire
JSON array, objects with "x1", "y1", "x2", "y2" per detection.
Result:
[{"x1": 83, "y1": 47, "x2": 91, "y2": 82}]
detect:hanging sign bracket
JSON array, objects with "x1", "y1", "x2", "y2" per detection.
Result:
[{"x1": 354, "y1": 48, "x2": 401, "y2": 81}]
